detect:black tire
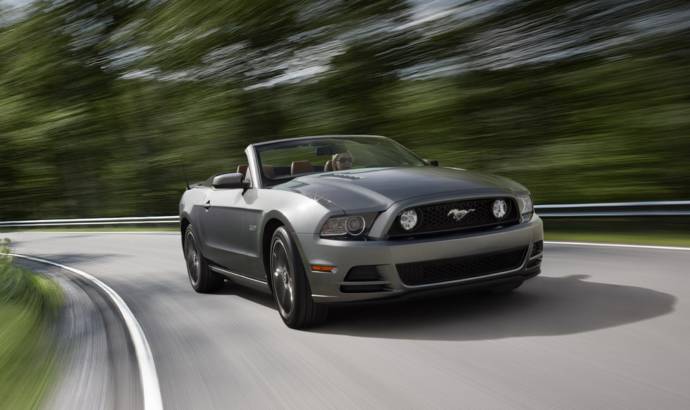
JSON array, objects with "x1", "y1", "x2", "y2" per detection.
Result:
[
  {"x1": 489, "y1": 280, "x2": 524, "y2": 294},
  {"x1": 184, "y1": 225, "x2": 223, "y2": 293},
  {"x1": 269, "y1": 226, "x2": 328, "y2": 329}
]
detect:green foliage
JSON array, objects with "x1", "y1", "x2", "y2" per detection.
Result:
[
  {"x1": 544, "y1": 218, "x2": 690, "y2": 247},
  {"x1": 0, "y1": 1, "x2": 689, "y2": 219},
  {"x1": 0, "y1": 239, "x2": 62, "y2": 409}
]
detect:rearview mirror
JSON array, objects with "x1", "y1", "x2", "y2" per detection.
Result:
[
  {"x1": 212, "y1": 173, "x2": 247, "y2": 189},
  {"x1": 424, "y1": 159, "x2": 439, "y2": 167}
]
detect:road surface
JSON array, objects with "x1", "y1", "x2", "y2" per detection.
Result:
[{"x1": 5, "y1": 232, "x2": 690, "y2": 409}]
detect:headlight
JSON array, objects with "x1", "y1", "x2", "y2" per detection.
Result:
[
  {"x1": 320, "y1": 215, "x2": 371, "y2": 238},
  {"x1": 517, "y1": 193, "x2": 533, "y2": 223},
  {"x1": 346, "y1": 216, "x2": 365, "y2": 235},
  {"x1": 399, "y1": 209, "x2": 418, "y2": 231}
]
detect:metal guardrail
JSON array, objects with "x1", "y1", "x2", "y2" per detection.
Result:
[
  {"x1": 0, "y1": 216, "x2": 179, "y2": 228},
  {"x1": 0, "y1": 200, "x2": 688, "y2": 228},
  {"x1": 535, "y1": 200, "x2": 690, "y2": 218}
]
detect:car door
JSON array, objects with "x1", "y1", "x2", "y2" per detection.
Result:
[
  {"x1": 199, "y1": 173, "x2": 263, "y2": 279},
  {"x1": 199, "y1": 182, "x2": 250, "y2": 272},
  {"x1": 235, "y1": 185, "x2": 264, "y2": 279}
]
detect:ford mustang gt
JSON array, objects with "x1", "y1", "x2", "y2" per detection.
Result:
[{"x1": 180, "y1": 135, "x2": 543, "y2": 328}]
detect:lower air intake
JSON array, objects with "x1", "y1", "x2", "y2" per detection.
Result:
[{"x1": 396, "y1": 246, "x2": 528, "y2": 286}]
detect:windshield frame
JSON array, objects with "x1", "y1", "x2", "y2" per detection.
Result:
[{"x1": 252, "y1": 135, "x2": 427, "y2": 187}]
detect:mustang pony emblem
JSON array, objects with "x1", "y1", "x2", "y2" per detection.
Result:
[{"x1": 447, "y1": 208, "x2": 475, "y2": 222}]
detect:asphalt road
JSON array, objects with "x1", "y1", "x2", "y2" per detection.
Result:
[{"x1": 5, "y1": 232, "x2": 690, "y2": 409}]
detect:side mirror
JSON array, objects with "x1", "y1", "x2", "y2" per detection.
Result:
[
  {"x1": 212, "y1": 173, "x2": 247, "y2": 189},
  {"x1": 424, "y1": 159, "x2": 439, "y2": 167}
]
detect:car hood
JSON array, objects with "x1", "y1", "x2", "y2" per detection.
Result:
[{"x1": 274, "y1": 167, "x2": 528, "y2": 213}]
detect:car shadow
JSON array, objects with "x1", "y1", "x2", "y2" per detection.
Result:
[
  {"x1": 215, "y1": 282, "x2": 277, "y2": 310},
  {"x1": 47, "y1": 259, "x2": 674, "y2": 343},
  {"x1": 313, "y1": 274, "x2": 676, "y2": 341}
]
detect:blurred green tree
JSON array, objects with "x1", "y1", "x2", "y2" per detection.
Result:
[{"x1": 0, "y1": 0, "x2": 688, "y2": 219}]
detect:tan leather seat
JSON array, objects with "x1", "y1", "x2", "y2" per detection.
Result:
[
  {"x1": 324, "y1": 160, "x2": 333, "y2": 172},
  {"x1": 236, "y1": 164, "x2": 248, "y2": 176},
  {"x1": 262, "y1": 165, "x2": 274, "y2": 178},
  {"x1": 291, "y1": 160, "x2": 312, "y2": 175}
]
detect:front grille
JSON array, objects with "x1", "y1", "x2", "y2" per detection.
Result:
[
  {"x1": 396, "y1": 246, "x2": 528, "y2": 286},
  {"x1": 388, "y1": 197, "x2": 519, "y2": 238}
]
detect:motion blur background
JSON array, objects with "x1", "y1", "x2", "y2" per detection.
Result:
[
  {"x1": 0, "y1": 3, "x2": 689, "y2": 407},
  {"x1": 1, "y1": 0, "x2": 689, "y2": 220}
]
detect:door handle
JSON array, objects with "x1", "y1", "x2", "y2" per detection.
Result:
[{"x1": 204, "y1": 200, "x2": 211, "y2": 210}]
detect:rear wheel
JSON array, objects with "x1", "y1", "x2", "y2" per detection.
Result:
[
  {"x1": 269, "y1": 227, "x2": 327, "y2": 329},
  {"x1": 184, "y1": 225, "x2": 223, "y2": 293}
]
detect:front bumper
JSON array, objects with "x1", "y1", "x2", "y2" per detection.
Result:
[{"x1": 298, "y1": 215, "x2": 544, "y2": 303}]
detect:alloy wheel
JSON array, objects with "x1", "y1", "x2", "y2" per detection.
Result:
[
  {"x1": 271, "y1": 239, "x2": 295, "y2": 318},
  {"x1": 186, "y1": 235, "x2": 201, "y2": 285}
]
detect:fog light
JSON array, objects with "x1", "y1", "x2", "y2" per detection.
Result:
[
  {"x1": 399, "y1": 209, "x2": 418, "y2": 231},
  {"x1": 492, "y1": 199, "x2": 508, "y2": 219}
]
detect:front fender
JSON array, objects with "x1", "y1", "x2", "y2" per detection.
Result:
[{"x1": 257, "y1": 196, "x2": 335, "y2": 278}]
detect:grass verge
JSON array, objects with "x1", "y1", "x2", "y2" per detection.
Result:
[
  {"x1": 0, "y1": 239, "x2": 62, "y2": 410},
  {"x1": 543, "y1": 217, "x2": 690, "y2": 247}
]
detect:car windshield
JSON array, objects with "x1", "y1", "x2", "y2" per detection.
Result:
[{"x1": 255, "y1": 136, "x2": 426, "y2": 186}]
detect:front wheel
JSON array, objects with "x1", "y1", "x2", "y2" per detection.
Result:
[
  {"x1": 184, "y1": 225, "x2": 223, "y2": 293},
  {"x1": 269, "y1": 227, "x2": 328, "y2": 329}
]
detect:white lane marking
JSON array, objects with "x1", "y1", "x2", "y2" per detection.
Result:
[
  {"x1": 4, "y1": 253, "x2": 164, "y2": 410},
  {"x1": 545, "y1": 241, "x2": 690, "y2": 252}
]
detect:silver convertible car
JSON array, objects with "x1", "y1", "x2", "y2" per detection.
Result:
[{"x1": 180, "y1": 135, "x2": 543, "y2": 328}]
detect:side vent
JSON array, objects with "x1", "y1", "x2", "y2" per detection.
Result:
[
  {"x1": 344, "y1": 265, "x2": 382, "y2": 282},
  {"x1": 341, "y1": 265, "x2": 389, "y2": 293},
  {"x1": 531, "y1": 240, "x2": 544, "y2": 257}
]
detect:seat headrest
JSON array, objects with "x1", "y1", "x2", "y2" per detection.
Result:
[
  {"x1": 324, "y1": 160, "x2": 333, "y2": 172},
  {"x1": 291, "y1": 160, "x2": 312, "y2": 175},
  {"x1": 262, "y1": 165, "x2": 274, "y2": 178},
  {"x1": 236, "y1": 164, "x2": 248, "y2": 176}
]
